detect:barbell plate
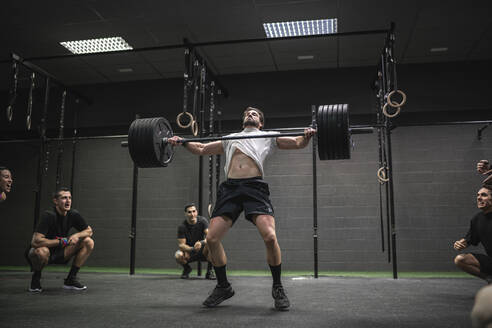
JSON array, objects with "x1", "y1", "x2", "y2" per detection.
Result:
[
  {"x1": 316, "y1": 105, "x2": 325, "y2": 160},
  {"x1": 326, "y1": 105, "x2": 334, "y2": 160},
  {"x1": 159, "y1": 118, "x2": 174, "y2": 166},
  {"x1": 319, "y1": 105, "x2": 328, "y2": 161},
  {"x1": 339, "y1": 104, "x2": 347, "y2": 159},
  {"x1": 341, "y1": 104, "x2": 351, "y2": 159},
  {"x1": 323, "y1": 104, "x2": 331, "y2": 160},
  {"x1": 337, "y1": 104, "x2": 346, "y2": 159},
  {"x1": 335, "y1": 104, "x2": 343, "y2": 159},
  {"x1": 334, "y1": 104, "x2": 342, "y2": 160},
  {"x1": 337, "y1": 104, "x2": 345, "y2": 159},
  {"x1": 128, "y1": 117, "x2": 174, "y2": 168}
]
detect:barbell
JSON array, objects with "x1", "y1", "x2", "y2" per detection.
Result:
[{"x1": 123, "y1": 104, "x2": 373, "y2": 168}]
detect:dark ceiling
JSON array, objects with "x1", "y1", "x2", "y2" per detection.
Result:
[{"x1": 1, "y1": 0, "x2": 491, "y2": 90}]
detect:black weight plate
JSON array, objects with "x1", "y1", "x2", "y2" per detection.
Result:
[
  {"x1": 342, "y1": 104, "x2": 350, "y2": 159},
  {"x1": 321, "y1": 105, "x2": 330, "y2": 160},
  {"x1": 128, "y1": 117, "x2": 174, "y2": 168},
  {"x1": 327, "y1": 105, "x2": 336, "y2": 160},
  {"x1": 316, "y1": 105, "x2": 326, "y2": 160},
  {"x1": 333, "y1": 104, "x2": 341, "y2": 159}
]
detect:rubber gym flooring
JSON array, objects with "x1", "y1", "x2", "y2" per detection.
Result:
[{"x1": 0, "y1": 270, "x2": 484, "y2": 328}]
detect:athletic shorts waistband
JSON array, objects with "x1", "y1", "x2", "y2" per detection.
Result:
[{"x1": 225, "y1": 176, "x2": 263, "y2": 183}]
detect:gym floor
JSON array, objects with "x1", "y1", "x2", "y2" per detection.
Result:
[{"x1": 0, "y1": 270, "x2": 483, "y2": 328}]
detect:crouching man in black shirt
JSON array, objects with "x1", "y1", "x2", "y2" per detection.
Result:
[
  {"x1": 175, "y1": 204, "x2": 215, "y2": 280},
  {"x1": 28, "y1": 187, "x2": 94, "y2": 292},
  {"x1": 454, "y1": 185, "x2": 492, "y2": 283}
]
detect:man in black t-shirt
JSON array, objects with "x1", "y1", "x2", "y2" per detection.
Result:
[
  {"x1": 454, "y1": 185, "x2": 492, "y2": 283},
  {"x1": 28, "y1": 187, "x2": 94, "y2": 292},
  {"x1": 175, "y1": 203, "x2": 215, "y2": 280}
]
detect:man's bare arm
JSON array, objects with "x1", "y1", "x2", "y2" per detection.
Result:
[
  {"x1": 183, "y1": 141, "x2": 224, "y2": 156},
  {"x1": 178, "y1": 238, "x2": 193, "y2": 253},
  {"x1": 168, "y1": 137, "x2": 224, "y2": 156},
  {"x1": 277, "y1": 128, "x2": 316, "y2": 150},
  {"x1": 31, "y1": 232, "x2": 58, "y2": 248}
]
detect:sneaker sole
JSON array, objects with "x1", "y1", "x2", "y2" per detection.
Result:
[
  {"x1": 275, "y1": 305, "x2": 290, "y2": 311},
  {"x1": 28, "y1": 288, "x2": 42, "y2": 293},
  {"x1": 63, "y1": 285, "x2": 87, "y2": 291},
  {"x1": 203, "y1": 290, "x2": 235, "y2": 307}
]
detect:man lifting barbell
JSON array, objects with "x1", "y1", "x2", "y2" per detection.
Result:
[{"x1": 168, "y1": 107, "x2": 316, "y2": 310}]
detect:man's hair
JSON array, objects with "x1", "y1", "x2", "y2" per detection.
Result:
[
  {"x1": 0, "y1": 166, "x2": 9, "y2": 173},
  {"x1": 242, "y1": 107, "x2": 265, "y2": 128},
  {"x1": 184, "y1": 203, "x2": 196, "y2": 212},
  {"x1": 482, "y1": 184, "x2": 492, "y2": 195},
  {"x1": 53, "y1": 187, "x2": 71, "y2": 199}
]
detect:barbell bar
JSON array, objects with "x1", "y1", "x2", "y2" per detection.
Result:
[{"x1": 122, "y1": 104, "x2": 373, "y2": 168}]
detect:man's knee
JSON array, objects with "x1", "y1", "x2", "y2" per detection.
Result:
[
  {"x1": 30, "y1": 247, "x2": 49, "y2": 261},
  {"x1": 262, "y1": 230, "x2": 277, "y2": 247},
  {"x1": 175, "y1": 250, "x2": 186, "y2": 264},
  {"x1": 455, "y1": 254, "x2": 479, "y2": 270},
  {"x1": 472, "y1": 286, "x2": 492, "y2": 328},
  {"x1": 82, "y1": 237, "x2": 94, "y2": 250},
  {"x1": 206, "y1": 235, "x2": 221, "y2": 247},
  {"x1": 455, "y1": 254, "x2": 466, "y2": 266}
]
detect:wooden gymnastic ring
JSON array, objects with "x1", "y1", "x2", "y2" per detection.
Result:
[
  {"x1": 377, "y1": 167, "x2": 389, "y2": 183},
  {"x1": 176, "y1": 112, "x2": 193, "y2": 129},
  {"x1": 6, "y1": 105, "x2": 13, "y2": 122},
  {"x1": 387, "y1": 90, "x2": 407, "y2": 108},
  {"x1": 191, "y1": 120, "x2": 198, "y2": 136},
  {"x1": 382, "y1": 102, "x2": 401, "y2": 118},
  {"x1": 208, "y1": 204, "x2": 212, "y2": 217},
  {"x1": 26, "y1": 115, "x2": 32, "y2": 131}
]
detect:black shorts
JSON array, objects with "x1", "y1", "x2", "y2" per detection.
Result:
[
  {"x1": 48, "y1": 246, "x2": 69, "y2": 265},
  {"x1": 472, "y1": 253, "x2": 492, "y2": 275},
  {"x1": 211, "y1": 176, "x2": 275, "y2": 224},
  {"x1": 188, "y1": 245, "x2": 207, "y2": 263}
]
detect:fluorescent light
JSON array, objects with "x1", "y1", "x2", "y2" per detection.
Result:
[
  {"x1": 297, "y1": 55, "x2": 314, "y2": 60},
  {"x1": 117, "y1": 68, "x2": 133, "y2": 73},
  {"x1": 430, "y1": 47, "x2": 448, "y2": 53},
  {"x1": 263, "y1": 18, "x2": 337, "y2": 38},
  {"x1": 60, "y1": 37, "x2": 133, "y2": 54}
]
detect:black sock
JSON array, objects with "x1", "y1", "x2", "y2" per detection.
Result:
[
  {"x1": 269, "y1": 263, "x2": 282, "y2": 286},
  {"x1": 207, "y1": 262, "x2": 213, "y2": 272},
  {"x1": 67, "y1": 265, "x2": 80, "y2": 280},
  {"x1": 32, "y1": 271, "x2": 41, "y2": 281},
  {"x1": 214, "y1": 265, "x2": 229, "y2": 287}
]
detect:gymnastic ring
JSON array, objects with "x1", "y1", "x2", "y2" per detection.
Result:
[
  {"x1": 387, "y1": 90, "x2": 407, "y2": 108},
  {"x1": 382, "y1": 102, "x2": 401, "y2": 118},
  {"x1": 26, "y1": 115, "x2": 32, "y2": 131},
  {"x1": 176, "y1": 111, "x2": 193, "y2": 129},
  {"x1": 191, "y1": 120, "x2": 198, "y2": 136},
  {"x1": 377, "y1": 167, "x2": 389, "y2": 183},
  {"x1": 6, "y1": 105, "x2": 13, "y2": 122},
  {"x1": 208, "y1": 204, "x2": 212, "y2": 217}
]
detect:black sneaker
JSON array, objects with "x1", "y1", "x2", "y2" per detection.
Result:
[
  {"x1": 29, "y1": 278, "x2": 42, "y2": 293},
  {"x1": 63, "y1": 278, "x2": 87, "y2": 290},
  {"x1": 272, "y1": 284, "x2": 290, "y2": 311},
  {"x1": 203, "y1": 284, "x2": 235, "y2": 307},
  {"x1": 205, "y1": 270, "x2": 216, "y2": 280},
  {"x1": 181, "y1": 265, "x2": 192, "y2": 279}
]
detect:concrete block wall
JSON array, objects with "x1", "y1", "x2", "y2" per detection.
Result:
[{"x1": 1, "y1": 124, "x2": 491, "y2": 272}]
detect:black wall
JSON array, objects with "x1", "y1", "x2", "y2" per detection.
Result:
[{"x1": 1, "y1": 60, "x2": 491, "y2": 271}]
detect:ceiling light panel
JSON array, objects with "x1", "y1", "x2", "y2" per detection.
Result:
[
  {"x1": 263, "y1": 18, "x2": 337, "y2": 38},
  {"x1": 60, "y1": 37, "x2": 133, "y2": 54}
]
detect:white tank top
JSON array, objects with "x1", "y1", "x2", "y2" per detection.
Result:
[{"x1": 222, "y1": 127, "x2": 279, "y2": 177}]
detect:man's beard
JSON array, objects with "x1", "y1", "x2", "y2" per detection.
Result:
[{"x1": 243, "y1": 118, "x2": 259, "y2": 128}]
